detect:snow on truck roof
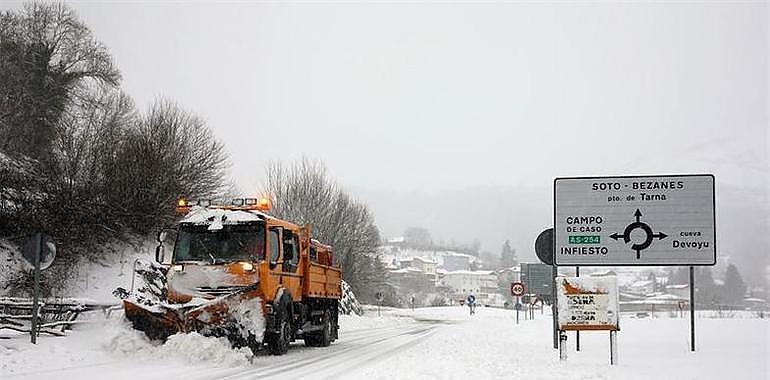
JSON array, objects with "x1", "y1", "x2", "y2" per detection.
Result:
[{"x1": 180, "y1": 206, "x2": 266, "y2": 229}]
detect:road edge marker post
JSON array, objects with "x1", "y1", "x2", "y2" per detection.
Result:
[{"x1": 30, "y1": 232, "x2": 41, "y2": 344}]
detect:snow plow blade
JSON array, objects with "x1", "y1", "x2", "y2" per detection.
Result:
[
  {"x1": 122, "y1": 283, "x2": 262, "y2": 342},
  {"x1": 123, "y1": 299, "x2": 185, "y2": 340}
]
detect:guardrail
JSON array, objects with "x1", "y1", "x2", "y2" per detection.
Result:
[{"x1": 0, "y1": 297, "x2": 119, "y2": 337}]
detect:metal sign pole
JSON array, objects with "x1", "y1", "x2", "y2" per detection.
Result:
[
  {"x1": 575, "y1": 266, "x2": 580, "y2": 352},
  {"x1": 524, "y1": 296, "x2": 527, "y2": 321},
  {"x1": 516, "y1": 296, "x2": 520, "y2": 324},
  {"x1": 552, "y1": 265, "x2": 558, "y2": 349},
  {"x1": 30, "y1": 232, "x2": 41, "y2": 344},
  {"x1": 690, "y1": 266, "x2": 696, "y2": 351},
  {"x1": 559, "y1": 330, "x2": 567, "y2": 360},
  {"x1": 527, "y1": 295, "x2": 535, "y2": 321},
  {"x1": 610, "y1": 330, "x2": 618, "y2": 365}
]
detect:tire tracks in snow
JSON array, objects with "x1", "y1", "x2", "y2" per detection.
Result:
[{"x1": 188, "y1": 324, "x2": 440, "y2": 380}]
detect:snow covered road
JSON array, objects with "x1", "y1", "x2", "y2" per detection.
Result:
[
  {"x1": 1, "y1": 311, "x2": 443, "y2": 380},
  {"x1": 2, "y1": 306, "x2": 768, "y2": 380},
  {"x1": 216, "y1": 323, "x2": 438, "y2": 379}
]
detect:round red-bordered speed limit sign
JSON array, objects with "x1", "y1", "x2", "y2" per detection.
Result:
[{"x1": 510, "y1": 282, "x2": 525, "y2": 297}]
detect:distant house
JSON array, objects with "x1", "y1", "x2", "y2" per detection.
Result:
[
  {"x1": 442, "y1": 252, "x2": 474, "y2": 271},
  {"x1": 665, "y1": 284, "x2": 689, "y2": 299},
  {"x1": 626, "y1": 280, "x2": 656, "y2": 296},
  {"x1": 412, "y1": 257, "x2": 438, "y2": 283},
  {"x1": 396, "y1": 258, "x2": 414, "y2": 269},
  {"x1": 589, "y1": 270, "x2": 617, "y2": 277},
  {"x1": 620, "y1": 293, "x2": 688, "y2": 313},
  {"x1": 379, "y1": 254, "x2": 399, "y2": 270},
  {"x1": 440, "y1": 270, "x2": 499, "y2": 304},
  {"x1": 496, "y1": 266, "x2": 521, "y2": 283},
  {"x1": 389, "y1": 267, "x2": 435, "y2": 293}
]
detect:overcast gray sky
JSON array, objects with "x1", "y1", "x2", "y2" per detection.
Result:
[
  {"x1": 4, "y1": 1, "x2": 767, "y2": 278},
  {"x1": 45, "y1": 1, "x2": 767, "y2": 191}
]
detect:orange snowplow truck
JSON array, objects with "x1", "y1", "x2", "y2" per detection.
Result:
[{"x1": 122, "y1": 197, "x2": 342, "y2": 355}]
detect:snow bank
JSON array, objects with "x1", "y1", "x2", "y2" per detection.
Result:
[
  {"x1": 105, "y1": 320, "x2": 253, "y2": 366},
  {"x1": 164, "y1": 333, "x2": 252, "y2": 366},
  {"x1": 70, "y1": 238, "x2": 158, "y2": 302}
]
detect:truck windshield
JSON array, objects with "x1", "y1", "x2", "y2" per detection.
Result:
[{"x1": 174, "y1": 223, "x2": 265, "y2": 263}]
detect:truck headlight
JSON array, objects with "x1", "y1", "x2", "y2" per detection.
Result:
[{"x1": 240, "y1": 262, "x2": 254, "y2": 272}]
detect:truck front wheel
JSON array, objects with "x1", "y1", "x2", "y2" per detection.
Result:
[{"x1": 267, "y1": 310, "x2": 291, "y2": 355}]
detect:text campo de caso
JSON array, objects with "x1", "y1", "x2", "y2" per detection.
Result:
[{"x1": 562, "y1": 216, "x2": 608, "y2": 255}]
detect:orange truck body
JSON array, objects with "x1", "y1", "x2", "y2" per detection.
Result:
[{"x1": 122, "y1": 202, "x2": 342, "y2": 355}]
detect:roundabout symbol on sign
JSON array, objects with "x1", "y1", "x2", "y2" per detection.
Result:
[{"x1": 610, "y1": 209, "x2": 668, "y2": 259}]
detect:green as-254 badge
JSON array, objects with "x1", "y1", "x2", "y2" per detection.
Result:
[{"x1": 569, "y1": 235, "x2": 600, "y2": 244}]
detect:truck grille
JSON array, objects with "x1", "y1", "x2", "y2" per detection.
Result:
[{"x1": 195, "y1": 286, "x2": 246, "y2": 297}]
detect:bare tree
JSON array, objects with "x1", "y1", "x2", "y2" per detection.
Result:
[
  {"x1": 0, "y1": 2, "x2": 120, "y2": 162},
  {"x1": 107, "y1": 99, "x2": 230, "y2": 233},
  {"x1": 264, "y1": 159, "x2": 388, "y2": 302}
]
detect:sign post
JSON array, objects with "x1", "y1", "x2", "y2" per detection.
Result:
[
  {"x1": 511, "y1": 281, "x2": 525, "y2": 325},
  {"x1": 551, "y1": 264, "x2": 558, "y2": 349},
  {"x1": 22, "y1": 233, "x2": 56, "y2": 344},
  {"x1": 376, "y1": 291, "x2": 384, "y2": 317},
  {"x1": 534, "y1": 228, "x2": 558, "y2": 349},
  {"x1": 610, "y1": 330, "x2": 618, "y2": 365},
  {"x1": 690, "y1": 266, "x2": 695, "y2": 351},
  {"x1": 575, "y1": 266, "x2": 580, "y2": 352},
  {"x1": 30, "y1": 233, "x2": 41, "y2": 344}
]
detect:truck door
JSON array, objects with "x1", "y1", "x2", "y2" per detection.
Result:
[
  {"x1": 279, "y1": 228, "x2": 302, "y2": 300},
  {"x1": 282, "y1": 230, "x2": 299, "y2": 273}
]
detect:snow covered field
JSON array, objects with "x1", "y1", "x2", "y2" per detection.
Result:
[{"x1": 2, "y1": 306, "x2": 767, "y2": 379}]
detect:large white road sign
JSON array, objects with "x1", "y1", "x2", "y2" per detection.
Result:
[{"x1": 554, "y1": 174, "x2": 715, "y2": 266}]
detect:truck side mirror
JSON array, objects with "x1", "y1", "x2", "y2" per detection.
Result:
[
  {"x1": 155, "y1": 245, "x2": 165, "y2": 263},
  {"x1": 157, "y1": 228, "x2": 178, "y2": 243}
]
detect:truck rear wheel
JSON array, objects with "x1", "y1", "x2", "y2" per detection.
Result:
[
  {"x1": 303, "y1": 309, "x2": 332, "y2": 347},
  {"x1": 303, "y1": 332, "x2": 320, "y2": 347},
  {"x1": 319, "y1": 310, "x2": 332, "y2": 347}
]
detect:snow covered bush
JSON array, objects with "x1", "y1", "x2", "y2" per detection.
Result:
[{"x1": 339, "y1": 280, "x2": 364, "y2": 316}]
